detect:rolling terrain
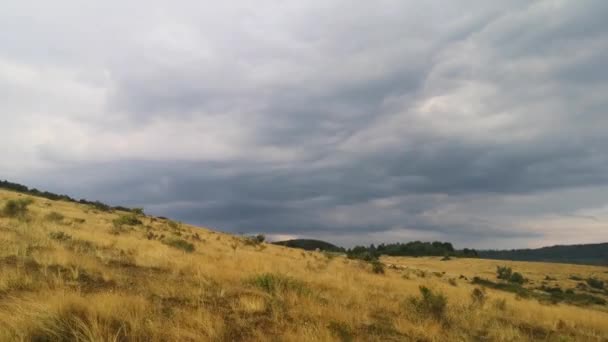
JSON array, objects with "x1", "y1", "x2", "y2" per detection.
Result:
[{"x1": 1, "y1": 188, "x2": 608, "y2": 341}]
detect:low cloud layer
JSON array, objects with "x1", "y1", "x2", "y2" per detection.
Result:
[{"x1": 2, "y1": 0, "x2": 608, "y2": 248}]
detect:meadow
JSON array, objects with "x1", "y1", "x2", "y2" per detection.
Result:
[{"x1": 0, "y1": 188, "x2": 607, "y2": 341}]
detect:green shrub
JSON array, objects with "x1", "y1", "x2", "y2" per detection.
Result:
[
  {"x1": 408, "y1": 286, "x2": 447, "y2": 321},
  {"x1": 131, "y1": 207, "x2": 145, "y2": 216},
  {"x1": 510, "y1": 272, "x2": 525, "y2": 284},
  {"x1": 496, "y1": 266, "x2": 512, "y2": 281},
  {"x1": 371, "y1": 260, "x2": 385, "y2": 274},
  {"x1": 112, "y1": 214, "x2": 142, "y2": 227},
  {"x1": 162, "y1": 238, "x2": 195, "y2": 253},
  {"x1": 1, "y1": 198, "x2": 34, "y2": 218},
  {"x1": 45, "y1": 211, "x2": 64, "y2": 222},
  {"x1": 247, "y1": 273, "x2": 309, "y2": 295}
]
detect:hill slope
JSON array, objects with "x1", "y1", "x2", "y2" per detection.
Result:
[{"x1": 1, "y1": 188, "x2": 608, "y2": 341}]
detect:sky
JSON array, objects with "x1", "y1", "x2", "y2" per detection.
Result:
[{"x1": 2, "y1": 0, "x2": 608, "y2": 249}]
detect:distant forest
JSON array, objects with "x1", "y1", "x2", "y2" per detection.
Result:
[
  {"x1": 0, "y1": 179, "x2": 136, "y2": 213},
  {"x1": 347, "y1": 241, "x2": 479, "y2": 259},
  {"x1": 274, "y1": 239, "x2": 479, "y2": 258},
  {"x1": 275, "y1": 238, "x2": 608, "y2": 266},
  {"x1": 478, "y1": 243, "x2": 608, "y2": 266}
]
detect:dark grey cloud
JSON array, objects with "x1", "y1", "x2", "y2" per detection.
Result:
[{"x1": 3, "y1": 0, "x2": 608, "y2": 248}]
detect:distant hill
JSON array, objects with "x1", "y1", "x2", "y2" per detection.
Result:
[
  {"x1": 479, "y1": 243, "x2": 608, "y2": 266},
  {"x1": 273, "y1": 239, "x2": 344, "y2": 252}
]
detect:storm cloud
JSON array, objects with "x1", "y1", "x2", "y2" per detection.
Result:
[{"x1": 2, "y1": 0, "x2": 608, "y2": 248}]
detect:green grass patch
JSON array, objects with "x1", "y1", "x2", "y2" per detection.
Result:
[
  {"x1": 247, "y1": 273, "x2": 310, "y2": 295},
  {"x1": 162, "y1": 238, "x2": 195, "y2": 253}
]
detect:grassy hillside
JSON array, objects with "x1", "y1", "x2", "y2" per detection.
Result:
[{"x1": 1, "y1": 189, "x2": 608, "y2": 341}]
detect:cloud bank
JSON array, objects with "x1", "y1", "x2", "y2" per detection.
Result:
[{"x1": 2, "y1": 0, "x2": 608, "y2": 248}]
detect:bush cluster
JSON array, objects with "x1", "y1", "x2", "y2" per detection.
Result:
[{"x1": 496, "y1": 266, "x2": 525, "y2": 284}]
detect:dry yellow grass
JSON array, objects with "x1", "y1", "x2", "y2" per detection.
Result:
[{"x1": 0, "y1": 188, "x2": 607, "y2": 341}]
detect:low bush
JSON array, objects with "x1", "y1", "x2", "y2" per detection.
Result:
[
  {"x1": 1, "y1": 198, "x2": 34, "y2": 218},
  {"x1": 162, "y1": 238, "x2": 195, "y2": 253},
  {"x1": 586, "y1": 278, "x2": 605, "y2": 290},
  {"x1": 497, "y1": 266, "x2": 525, "y2": 284},
  {"x1": 44, "y1": 211, "x2": 64, "y2": 222},
  {"x1": 510, "y1": 272, "x2": 525, "y2": 284},
  {"x1": 407, "y1": 286, "x2": 447, "y2": 321},
  {"x1": 371, "y1": 260, "x2": 385, "y2": 274},
  {"x1": 131, "y1": 207, "x2": 145, "y2": 216},
  {"x1": 112, "y1": 214, "x2": 142, "y2": 227}
]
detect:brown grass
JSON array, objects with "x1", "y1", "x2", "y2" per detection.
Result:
[{"x1": 0, "y1": 188, "x2": 607, "y2": 341}]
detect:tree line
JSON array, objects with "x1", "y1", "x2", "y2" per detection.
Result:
[{"x1": 347, "y1": 241, "x2": 479, "y2": 259}]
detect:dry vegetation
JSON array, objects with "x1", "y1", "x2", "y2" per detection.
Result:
[{"x1": 0, "y1": 189, "x2": 607, "y2": 341}]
